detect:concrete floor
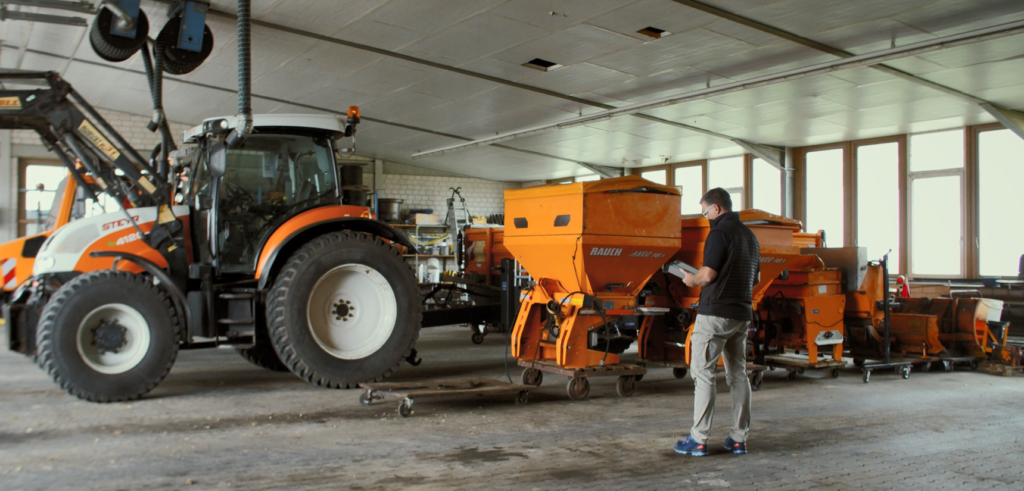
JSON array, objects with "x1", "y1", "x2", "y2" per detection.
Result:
[{"x1": 2, "y1": 324, "x2": 1022, "y2": 491}]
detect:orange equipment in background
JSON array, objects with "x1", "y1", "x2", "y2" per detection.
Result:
[
  {"x1": 639, "y1": 210, "x2": 847, "y2": 381},
  {"x1": 503, "y1": 176, "x2": 681, "y2": 399},
  {"x1": 463, "y1": 226, "x2": 512, "y2": 286}
]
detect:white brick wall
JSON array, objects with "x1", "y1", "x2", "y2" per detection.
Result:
[
  {"x1": 378, "y1": 174, "x2": 519, "y2": 219},
  {"x1": 12, "y1": 108, "x2": 191, "y2": 153}
]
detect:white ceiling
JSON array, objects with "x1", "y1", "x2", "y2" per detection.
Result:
[{"x1": 1, "y1": 0, "x2": 1023, "y2": 181}]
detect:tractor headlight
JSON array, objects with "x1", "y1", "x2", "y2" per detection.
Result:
[{"x1": 36, "y1": 256, "x2": 56, "y2": 271}]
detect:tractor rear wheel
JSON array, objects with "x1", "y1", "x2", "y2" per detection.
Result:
[
  {"x1": 236, "y1": 342, "x2": 288, "y2": 372},
  {"x1": 35, "y1": 271, "x2": 179, "y2": 402},
  {"x1": 267, "y1": 231, "x2": 420, "y2": 388}
]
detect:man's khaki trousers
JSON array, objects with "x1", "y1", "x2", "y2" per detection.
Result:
[{"x1": 689, "y1": 314, "x2": 751, "y2": 444}]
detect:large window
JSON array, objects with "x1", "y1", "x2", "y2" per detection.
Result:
[
  {"x1": 908, "y1": 129, "x2": 964, "y2": 276},
  {"x1": 978, "y1": 129, "x2": 1024, "y2": 276},
  {"x1": 856, "y1": 142, "x2": 901, "y2": 269},
  {"x1": 708, "y1": 156, "x2": 745, "y2": 211},
  {"x1": 804, "y1": 148, "x2": 844, "y2": 247},
  {"x1": 18, "y1": 160, "x2": 67, "y2": 237},
  {"x1": 674, "y1": 165, "x2": 704, "y2": 215},
  {"x1": 751, "y1": 158, "x2": 781, "y2": 215},
  {"x1": 640, "y1": 169, "x2": 667, "y2": 185}
]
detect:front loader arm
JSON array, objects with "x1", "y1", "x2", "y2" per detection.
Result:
[{"x1": 0, "y1": 70, "x2": 183, "y2": 254}]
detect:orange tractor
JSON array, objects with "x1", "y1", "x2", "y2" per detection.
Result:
[{"x1": 1, "y1": 71, "x2": 421, "y2": 402}]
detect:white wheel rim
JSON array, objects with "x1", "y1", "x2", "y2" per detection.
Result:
[
  {"x1": 306, "y1": 264, "x2": 397, "y2": 360},
  {"x1": 76, "y1": 303, "x2": 151, "y2": 375}
]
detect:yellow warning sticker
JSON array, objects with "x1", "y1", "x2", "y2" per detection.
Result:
[
  {"x1": 0, "y1": 96, "x2": 22, "y2": 110},
  {"x1": 77, "y1": 119, "x2": 121, "y2": 161},
  {"x1": 139, "y1": 178, "x2": 157, "y2": 194},
  {"x1": 157, "y1": 205, "x2": 175, "y2": 224}
]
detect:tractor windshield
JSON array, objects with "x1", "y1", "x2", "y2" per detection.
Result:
[{"x1": 190, "y1": 132, "x2": 338, "y2": 273}]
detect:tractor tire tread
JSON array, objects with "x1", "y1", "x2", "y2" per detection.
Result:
[
  {"x1": 36, "y1": 270, "x2": 179, "y2": 403},
  {"x1": 267, "y1": 231, "x2": 420, "y2": 389}
]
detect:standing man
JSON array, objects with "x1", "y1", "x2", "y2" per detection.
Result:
[{"x1": 674, "y1": 188, "x2": 760, "y2": 457}]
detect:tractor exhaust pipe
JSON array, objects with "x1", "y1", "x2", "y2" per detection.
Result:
[{"x1": 226, "y1": 0, "x2": 252, "y2": 148}]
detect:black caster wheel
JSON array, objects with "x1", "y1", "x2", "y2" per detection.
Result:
[
  {"x1": 566, "y1": 377, "x2": 590, "y2": 400},
  {"x1": 750, "y1": 371, "x2": 763, "y2": 391},
  {"x1": 922, "y1": 362, "x2": 932, "y2": 372},
  {"x1": 672, "y1": 367, "x2": 688, "y2": 379},
  {"x1": 471, "y1": 332, "x2": 484, "y2": 344},
  {"x1": 829, "y1": 368, "x2": 840, "y2": 379},
  {"x1": 515, "y1": 390, "x2": 529, "y2": 406},
  {"x1": 359, "y1": 391, "x2": 374, "y2": 406},
  {"x1": 853, "y1": 358, "x2": 864, "y2": 368},
  {"x1": 521, "y1": 368, "x2": 543, "y2": 387},
  {"x1": 901, "y1": 366, "x2": 911, "y2": 379},
  {"x1": 615, "y1": 375, "x2": 637, "y2": 398},
  {"x1": 786, "y1": 370, "x2": 798, "y2": 381},
  {"x1": 862, "y1": 370, "x2": 871, "y2": 383},
  {"x1": 398, "y1": 399, "x2": 413, "y2": 417},
  {"x1": 969, "y1": 360, "x2": 979, "y2": 371},
  {"x1": 634, "y1": 374, "x2": 644, "y2": 382},
  {"x1": 943, "y1": 361, "x2": 953, "y2": 372}
]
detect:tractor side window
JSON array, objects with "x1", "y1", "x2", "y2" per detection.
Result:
[{"x1": 216, "y1": 133, "x2": 338, "y2": 273}]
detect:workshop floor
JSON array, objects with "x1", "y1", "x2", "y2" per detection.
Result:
[{"x1": 2, "y1": 325, "x2": 1022, "y2": 491}]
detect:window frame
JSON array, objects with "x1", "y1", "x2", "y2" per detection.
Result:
[
  {"x1": 906, "y1": 128, "x2": 967, "y2": 279},
  {"x1": 851, "y1": 135, "x2": 907, "y2": 274},
  {"x1": 794, "y1": 142, "x2": 851, "y2": 247},
  {"x1": 968, "y1": 122, "x2": 1011, "y2": 278},
  {"x1": 17, "y1": 158, "x2": 64, "y2": 238}
]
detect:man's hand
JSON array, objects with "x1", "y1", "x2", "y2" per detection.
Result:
[
  {"x1": 682, "y1": 270, "x2": 697, "y2": 287},
  {"x1": 684, "y1": 267, "x2": 718, "y2": 288}
]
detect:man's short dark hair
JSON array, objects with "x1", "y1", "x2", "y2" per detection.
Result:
[{"x1": 700, "y1": 187, "x2": 733, "y2": 211}]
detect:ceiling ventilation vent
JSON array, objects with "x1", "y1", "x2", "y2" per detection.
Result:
[
  {"x1": 637, "y1": 26, "x2": 670, "y2": 39},
  {"x1": 523, "y1": 58, "x2": 563, "y2": 72}
]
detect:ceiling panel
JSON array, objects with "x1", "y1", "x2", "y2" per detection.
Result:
[
  {"x1": 492, "y1": 23, "x2": 640, "y2": 67},
  {"x1": 403, "y1": 14, "x2": 547, "y2": 65},
  {"x1": 588, "y1": 27, "x2": 757, "y2": 78},
  {"x1": 333, "y1": 20, "x2": 425, "y2": 51},
  {"x1": 916, "y1": 35, "x2": 1024, "y2": 70},
  {"x1": 258, "y1": 0, "x2": 388, "y2": 37},
  {"x1": 489, "y1": 0, "x2": 629, "y2": 31},
  {"x1": 332, "y1": 59, "x2": 434, "y2": 98},
  {"x1": 517, "y1": 62, "x2": 636, "y2": 95},
  {"x1": 893, "y1": 0, "x2": 1024, "y2": 37},
  {"x1": 365, "y1": 0, "x2": 503, "y2": 34},
  {"x1": 395, "y1": 102, "x2": 498, "y2": 130},
  {"x1": 589, "y1": 67, "x2": 715, "y2": 105},
  {"x1": 359, "y1": 90, "x2": 451, "y2": 120}
]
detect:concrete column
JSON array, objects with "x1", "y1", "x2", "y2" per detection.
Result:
[
  {"x1": 783, "y1": 147, "x2": 795, "y2": 218},
  {"x1": 0, "y1": 130, "x2": 14, "y2": 243}
]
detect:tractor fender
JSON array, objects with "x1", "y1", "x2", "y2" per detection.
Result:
[{"x1": 256, "y1": 210, "x2": 416, "y2": 291}]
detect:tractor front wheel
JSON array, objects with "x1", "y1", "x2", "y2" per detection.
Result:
[{"x1": 35, "y1": 271, "x2": 179, "y2": 402}]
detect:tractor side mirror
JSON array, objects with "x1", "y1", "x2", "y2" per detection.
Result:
[{"x1": 209, "y1": 142, "x2": 227, "y2": 178}]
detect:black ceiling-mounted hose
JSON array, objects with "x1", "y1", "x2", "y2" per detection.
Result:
[
  {"x1": 89, "y1": 7, "x2": 149, "y2": 62},
  {"x1": 227, "y1": 0, "x2": 253, "y2": 148}
]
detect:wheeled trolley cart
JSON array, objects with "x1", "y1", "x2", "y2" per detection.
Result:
[
  {"x1": 639, "y1": 360, "x2": 768, "y2": 391},
  {"x1": 519, "y1": 359, "x2": 646, "y2": 400},
  {"x1": 766, "y1": 353, "x2": 847, "y2": 380},
  {"x1": 358, "y1": 378, "x2": 532, "y2": 417}
]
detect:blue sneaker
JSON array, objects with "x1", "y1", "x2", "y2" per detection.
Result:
[
  {"x1": 674, "y1": 436, "x2": 709, "y2": 456},
  {"x1": 724, "y1": 436, "x2": 746, "y2": 454}
]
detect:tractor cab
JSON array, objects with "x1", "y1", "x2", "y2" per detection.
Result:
[{"x1": 181, "y1": 114, "x2": 359, "y2": 274}]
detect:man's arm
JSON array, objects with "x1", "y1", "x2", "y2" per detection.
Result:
[
  {"x1": 684, "y1": 266, "x2": 717, "y2": 287},
  {"x1": 683, "y1": 230, "x2": 726, "y2": 287}
]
